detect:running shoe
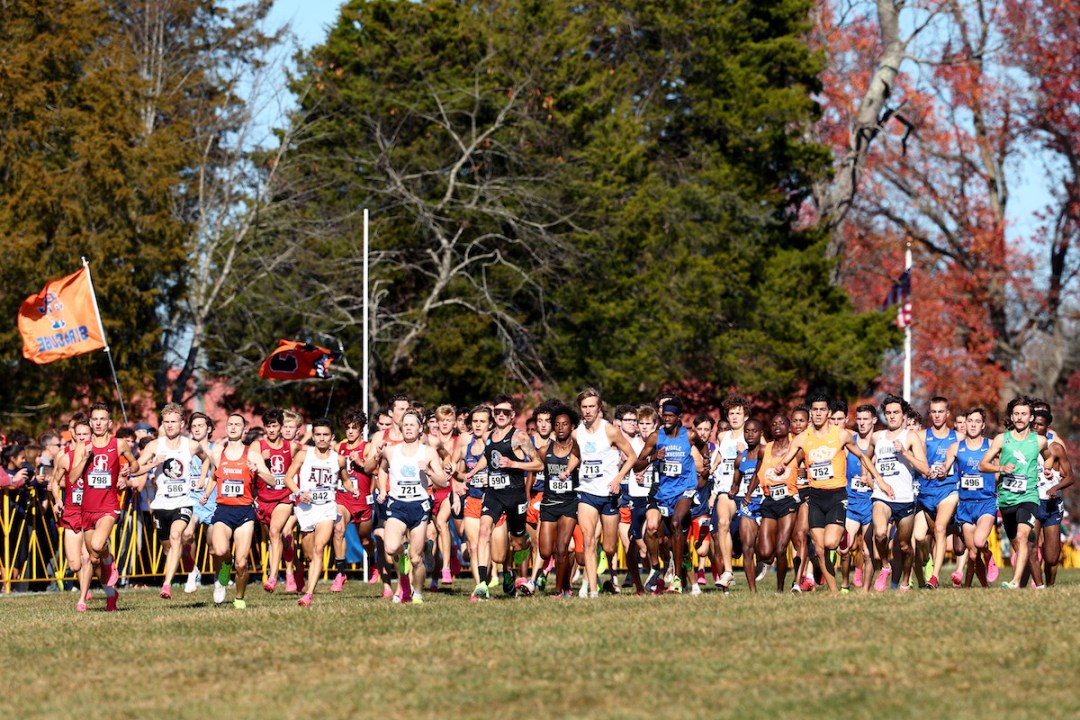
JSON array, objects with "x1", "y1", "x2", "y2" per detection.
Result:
[
  {"x1": 873, "y1": 566, "x2": 891, "y2": 593},
  {"x1": 653, "y1": 577, "x2": 666, "y2": 596},
  {"x1": 597, "y1": 552, "x2": 608, "y2": 576},
  {"x1": 1001, "y1": 581, "x2": 1018, "y2": 590},
  {"x1": 644, "y1": 569, "x2": 660, "y2": 594},
  {"x1": 839, "y1": 586, "x2": 850, "y2": 595},
  {"x1": 450, "y1": 554, "x2": 463, "y2": 578},
  {"x1": 689, "y1": 582, "x2": 702, "y2": 596},
  {"x1": 184, "y1": 569, "x2": 201, "y2": 594},
  {"x1": 925, "y1": 575, "x2": 939, "y2": 590},
  {"x1": 382, "y1": 586, "x2": 394, "y2": 599},
  {"x1": 853, "y1": 567, "x2": 863, "y2": 588},
  {"x1": 1033, "y1": 584, "x2": 1046, "y2": 591},
  {"x1": 696, "y1": 569, "x2": 706, "y2": 586},
  {"x1": 369, "y1": 568, "x2": 380, "y2": 584},
  {"x1": 441, "y1": 568, "x2": 453, "y2": 585},
  {"x1": 790, "y1": 583, "x2": 802, "y2": 594},
  {"x1": 987, "y1": 555, "x2": 999, "y2": 583},
  {"x1": 160, "y1": 584, "x2": 172, "y2": 600},
  {"x1": 298, "y1": 593, "x2": 312, "y2": 607},
  {"x1": 471, "y1": 582, "x2": 490, "y2": 602},
  {"x1": 756, "y1": 563, "x2": 768, "y2": 582},
  {"x1": 501, "y1": 571, "x2": 515, "y2": 596},
  {"x1": 625, "y1": 571, "x2": 636, "y2": 588},
  {"x1": 578, "y1": 582, "x2": 589, "y2": 598},
  {"x1": 950, "y1": 571, "x2": 963, "y2": 588},
  {"x1": 535, "y1": 573, "x2": 547, "y2": 593},
  {"x1": 411, "y1": 591, "x2": 424, "y2": 604},
  {"x1": 601, "y1": 579, "x2": 618, "y2": 595},
  {"x1": 718, "y1": 570, "x2": 734, "y2": 589},
  {"x1": 106, "y1": 562, "x2": 119, "y2": 588},
  {"x1": 285, "y1": 574, "x2": 298, "y2": 594},
  {"x1": 588, "y1": 590, "x2": 599, "y2": 599},
  {"x1": 84, "y1": 589, "x2": 92, "y2": 601},
  {"x1": 76, "y1": 601, "x2": 87, "y2": 613},
  {"x1": 923, "y1": 556, "x2": 934, "y2": 581},
  {"x1": 516, "y1": 578, "x2": 535, "y2": 597},
  {"x1": 105, "y1": 592, "x2": 118, "y2": 612},
  {"x1": 898, "y1": 585, "x2": 911, "y2": 593},
  {"x1": 263, "y1": 577, "x2": 277, "y2": 593},
  {"x1": 331, "y1": 573, "x2": 347, "y2": 593},
  {"x1": 213, "y1": 581, "x2": 227, "y2": 605},
  {"x1": 666, "y1": 576, "x2": 683, "y2": 594},
  {"x1": 233, "y1": 598, "x2": 246, "y2": 610},
  {"x1": 392, "y1": 592, "x2": 403, "y2": 604},
  {"x1": 798, "y1": 576, "x2": 815, "y2": 593}
]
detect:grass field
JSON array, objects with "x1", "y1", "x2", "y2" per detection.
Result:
[{"x1": 2, "y1": 568, "x2": 1079, "y2": 719}]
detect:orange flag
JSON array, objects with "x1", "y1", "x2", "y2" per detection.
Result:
[
  {"x1": 258, "y1": 339, "x2": 341, "y2": 381},
  {"x1": 18, "y1": 267, "x2": 107, "y2": 364}
]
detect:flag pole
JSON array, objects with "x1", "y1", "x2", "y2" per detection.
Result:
[
  {"x1": 362, "y1": 208, "x2": 370, "y2": 440},
  {"x1": 903, "y1": 242, "x2": 912, "y2": 403},
  {"x1": 82, "y1": 257, "x2": 129, "y2": 424}
]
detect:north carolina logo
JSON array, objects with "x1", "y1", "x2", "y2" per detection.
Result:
[{"x1": 36, "y1": 292, "x2": 66, "y2": 330}]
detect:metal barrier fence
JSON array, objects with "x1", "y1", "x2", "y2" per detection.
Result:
[{"x1": 1, "y1": 486, "x2": 369, "y2": 593}]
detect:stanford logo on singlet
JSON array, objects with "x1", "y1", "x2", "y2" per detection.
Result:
[{"x1": 269, "y1": 455, "x2": 287, "y2": 476}]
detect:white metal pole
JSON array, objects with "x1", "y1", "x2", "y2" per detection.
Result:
[
  {"x1": 82, "y1": 257, "x2": 129, "y2": 424},
  {"x1": 362, "y1": 208, "x2": 370, "y2": 439},
  {"x1": 903, "y1": 243, "x2": 912, "y2": 403}
]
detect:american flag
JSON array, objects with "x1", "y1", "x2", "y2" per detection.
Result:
[{"x1": 882, "y1": 269, "x2": 912, "y2": 329}]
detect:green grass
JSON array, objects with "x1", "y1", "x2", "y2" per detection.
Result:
[{"x1": 3, "y1": 570, "x2": 1079, "y2": 719}]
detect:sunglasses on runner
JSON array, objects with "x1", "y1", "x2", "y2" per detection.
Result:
[{"x1": 493, "y1": 407, "x2": 513, "y2": 416}]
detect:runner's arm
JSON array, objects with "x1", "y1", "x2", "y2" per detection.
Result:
[
  {"x1": 978, "y1": 435, "x2": 1007, "y2": 473},
  {"x1": 632, "y1": 432, "x2": 659, "y2": 472},
  {"x1": 283, "y1": 450, "x2": 306, "y2": 496}
]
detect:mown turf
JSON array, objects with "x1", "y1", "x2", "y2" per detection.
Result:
[{"x1": 2, "y1": 570, "x2": 1078, "y2": 719}]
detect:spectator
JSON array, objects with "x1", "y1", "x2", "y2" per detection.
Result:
[{"x1": 1, "y1": 444, "x2": 32, "y2": 591}]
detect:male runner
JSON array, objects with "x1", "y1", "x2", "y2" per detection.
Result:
[
  {"x1": 256, "y1": 408, "x2": 300, "y2": 593},
  {"x1": 775, "y1": 391, "x2": 880, "y2": 592},
  {"x1": 537, "y1": 405, "x2": 581, "y2": 597},
  {"x1": 575, "y1": 388, "x2": 638, "y2": 596},
  {"x1": 916, "y1": 396, "x2": 959, "y2": 590},
  {"x1": 944, "y1": 407, "x2": 996, "y2": 588},
  {"x1": 978, "y1": 396, "x2": 1054, "y2": 590},
  {"x1": 285, "y1": 418, "x2": 355, "y2": 606},
  {"x1": 182, "y1": 412, "x2": 215, "y2": 593},
  {"x1": 1029, "y1": 406, "x2": 1073, "y2": 587},
  {"x1": 788, "y1": 405, "x2": 812, "y2": 590},
  {"x1": 334, "y1": 409, "x2": 377, "y2": 592},
  {"x1": 732, "y1": 418, "x2": 765, "y2": 593},
  {"x1": 425, "y1": 404, "x2": 460, "y2": 589},
  {"x1": 710, "y1": 394, "x2": 749, "y2": 590},
  {"x1": 745, "y1": 414, "x2": 800, "y2": 593},
  {"x1": 49, "y1": 419, "x2": 93, "y2": 611},
  {"x1": 132, "y1": 404, "x2": 209, "y2": 599},
  {"x1": 840, "y1": 404, "x2": 876, "y2": 593},
  {"x1": 200, "y1": 413, "x2": 275, "y2": 609}
]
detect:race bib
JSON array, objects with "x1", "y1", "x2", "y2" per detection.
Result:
[
  {"x1": 658, "y1": 504, "x2": 671, "y2": 517},
  {"x1": 716, "y1": 459, "x2": 735, "y2": 479},
  {"x1": 810, "y1": 462, "x2": 834, "y2": 481},
  {"x1": 580, "y1": 461, "x2": 602, "y2": 481},
  {"x1": 769, "y1": 484, "x2": 789, "y2": 500},
  {"x1": 517, "y1": 503, "x2": 528, "y2": 515},
  {"x1": 163, "y1": 482, "x2": 186, "y2": 498},
  {"x1": 1001, "y1": 473, "x2": 1027, "y2": 494},
  {"x1": 930, "y1": 462, "x2": 945, "y2": 477},
  {"x1": 364, "y1": 494, "x2": 374, "y2": 505},
  {"x1": 876, "y1": 458, "x2": 899, "y2": 478},
  {"x1": 421, "y1": 499, "x2": 432, "y2": 513},
  {"x1": 470, "y1": 470, "x2": 487, "y2": 488},
  {"x1": 398, "y1": 482, "x2": 425, "y2": 500},
  {"x1": 272, "y1": 474, "x2": 286, "y2": 490},
  {"x1": 488, "y1": 472, "x2": 510, "y2": 490},
  {"x1": 851, "y1": 477, "x2": 873, "y2": 494},
  {"x1": 960, "y1": 474, "x2": 983, "y2": 491},
  {"x1": 189, "y1": 476, "x2": 200, "y2": 493},
  {"x1": 71, "y1": 488, "x2": 83, "y2": 506},
  {"x1": 549, "y1": 478, "x2": 572, "y2": 494},
  {"x1": 640, "y1": 468, "x2": 655, "y2": 489},
  {"x1": 87, "y1": 472, "x2": 111, "y2": 489},
  {"x1": 662, "y1": 459, "x2": 681, "y2": 477},
  {"x1": 310, "y1": 489, "x2": 332, "y2": 505},
  {"x1": 221, "y1": 480, "x2": 243, "y2": 497}
]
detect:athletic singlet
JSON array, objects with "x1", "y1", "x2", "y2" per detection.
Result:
[
  {"x1": 484, "y1": 427, "x2": 526, "y2": 493},
  {"x1": 151, "y1": 436, "x2": 194, "y2": 510},
  {"x1": 386, "y1": 443, "x2": 428, "y2": 502},
  {"x1": 543, "y1": 440, "x2": 577, "y2": 498},
  {"x1": 847, "y1": 435, "x2": 874, "y2": 497},
  {"x1": 804, "y1": 424, "x2": 847, "y2": 491},
  {"x1": 297, "y1": 448, "x2": 340, "y2": 505},
  {"x1": 464, "y1": 436, "x2": 488, "y2": 498},
  {"x1": 998, "y1": 430, "x2": 1040, "y2": 507},
  {"x1": 1037, "y1": 438, "x2": 1061, "y2": 501},
  {"x1": 711, "y1": 431, "x2": 742, "y2": 494},
  {"x1": 654, "y1": 426, "x2": 696, "y2": 498},
  {"x1": 63, "y1": 447, "x2": 84, "y2": 508},
  {"x1": 871, "y1": 429, "x2": 916, "y2": 504},
  {"x1": 956, "y1": 438, "x2": 995, "y2": 502},
  {"x1": 761, "y1": 441, "x2": 797, "y2": 500},
  {"x1": 531, "y1": 435, "x2": 549, "y2": 492},
  {"x1": 188, "y1": 441, "x2": 214, "y2": 499},
  {"x1": 924, "y1": 428, "x2": 958, "y2": 485},
  {"x1": 627, "y1": 435, "x2": 652, "y2": 499},
  {"x1": 339, "y1": 440, "x2": 373, "y2": 504},
  {"x1": 82, "y1": 437, "x2": 121, "y2": 514},
  {"x1": 735, "y1": 448, "x2": 762, "y2": 499},
  {"x1": 259, "y1": 438, "x2": 293, "y2": 501},
  {"x1": 215, "y1": 445, "x2": 256, "y2": 506},
  {"x1": 576, "y1": 419, "x2": 621, "y2": 496}
]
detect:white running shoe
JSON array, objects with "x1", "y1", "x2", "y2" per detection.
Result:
[
  {"x1": 718, "y1": 570, "x2": 734, "y2": 588},
  {"x1": 213, "y1": 581, "x2": 226, "y2": 605},
  {"x1": 184, "y1": 569, "x2": 201, "y2": 594},
  {"x1": 690, "y1": 582, "x2": 702, "y2": 596},
  {"x1": 578, "y1": 582, "x2": 589, "y2": 598}
]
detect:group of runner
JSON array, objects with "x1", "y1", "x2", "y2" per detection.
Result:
[{"x1": 44, "y1": 388, "x2": 1073, "y2": 610}]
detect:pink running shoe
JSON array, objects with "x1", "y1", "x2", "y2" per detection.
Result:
[
  {"x1": 298, "y1": 593, "x2": 313, "y2": 607},
  {"x1": 873, "y1": 566, "x2": 891, "y2": 592},
  {"x1": 441, "y1": 568, "x2": 453, "y2": 585},
  {"x1": 331, "y1": 573, "x2": 347, "y2": 593},
  {"x1": 399, "y1": 575, "x2": 413, "y2": 603},
  {"x1": 696, "y1": 569, "x2": 706, "y2": 586},
  {"x1": 799, "y1": 576, "x2": 815, "y2": 592},
  {"x1": 160, "y1": 585, "x2": 172, "y2": 600},
  {"x1": 450, "y1": 555, "x2": 463, "y2": 577},
  {"x1": 105, "y1": 594, "x2": 118, "y2": 612},
  {"x1": 106, "y1": 562, "x2": 119, "y2": 588},
  {"x1": 263, "y1": 577, "x2": 277, "y2": 593},
  {"x1": 84, "y1": 590, "x2": 92, "y2": 601},
  {"x1": 76, "y1": 601, "x2": 87, "y2": 613},
  {"x1": 285, "y1": 574, "x2": 298, "y2": 594},
  {"x1": 987, "y1": 555, "x2": 999, "y2": 583},
  {"x1": 853, "y1": 567, "x2": 863, "y2": 588},
  {"x1": 382, "y1": 586, "x2": 394, "y2": 599},
  {"x1": 950, "y1": 571, "x2": 963, "y2": 588},
  {"x1": 369, "y1": 569, "x2": 380, "y2": 584}
]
